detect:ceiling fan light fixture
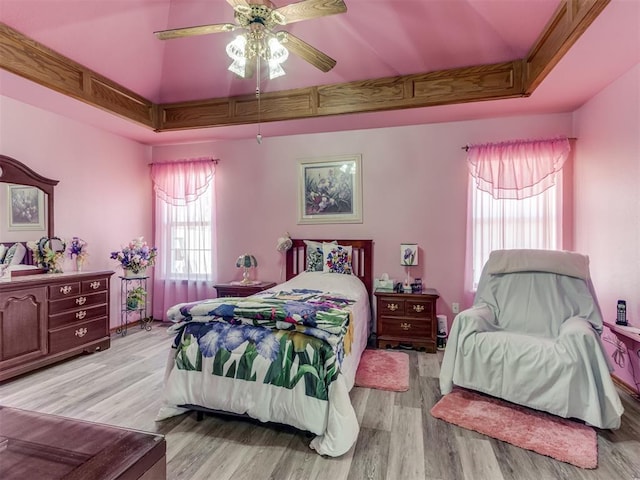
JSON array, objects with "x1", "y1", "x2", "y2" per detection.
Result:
[
  {"x1": 226, "y1": 34, "x2": 247, "y2": 60},
  {"x1": 268, "y1": 61, "x2": 286, "y2": 79},
  {"x1": 267, "y1": 36, "x2": 288, "y2": 79},
  {"x1": 228, "y1": 58, "x2": 247, "y2": 78}
]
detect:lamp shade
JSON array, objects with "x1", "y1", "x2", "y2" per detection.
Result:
[
  {"x1": 400, "y1": 244, "x2": 418, "y2": 266},
  {"x1": 236, "y1": 254, "x2": 257, "y2": 268}
]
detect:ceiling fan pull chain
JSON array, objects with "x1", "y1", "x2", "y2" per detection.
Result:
[{"x1": 256, "y1": 57, "x2": 262, "y2": 144}]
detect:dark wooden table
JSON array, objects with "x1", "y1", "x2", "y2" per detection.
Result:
[{"x1": 0, "y1": 406, "x2": 166, "y2": 480}]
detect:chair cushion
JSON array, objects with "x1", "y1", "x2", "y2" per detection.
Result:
[{"x1": 485, "y1": 249, "x2": 589, "y2": 280}]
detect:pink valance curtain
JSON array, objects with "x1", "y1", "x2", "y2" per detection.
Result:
[
  {"x1": 151, "y1": 158, "x2": 214, "y2": 205},
  {"x1": 467, "y1": 137, "x2": 570, "y2": 199}
]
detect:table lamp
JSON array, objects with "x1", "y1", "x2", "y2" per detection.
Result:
[
  {"x1": 236, "y1": 254, "x2": 258, "y2": 284},
  {"x1": 400, "y1": 243, "x2": 418, "y2": 291}
]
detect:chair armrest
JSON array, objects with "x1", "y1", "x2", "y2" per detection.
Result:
[
  {"x1": 454, "y1": 303, "x2": 497, "y2": 332},
  {"x1": 559, "y1": 317, "x2": 598, "y2": 338}
]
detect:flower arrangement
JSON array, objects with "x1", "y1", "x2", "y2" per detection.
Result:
[
  {"x1": 68, "y1": 237, "x2": 88, "y2": 269},
  {"x1": 110, "y1": 237, "x2": 157, "y2": 274},
  {"x1": 27, "y1": 236, "x2": 66, "y2": 273}
]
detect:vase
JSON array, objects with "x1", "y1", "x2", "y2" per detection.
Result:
[
  {"x1": 75, "y1": 257, "x2": 84, "y2": 272},
  {"x1": 124, "y1": 268, "x2": 146, "y2": 278}
]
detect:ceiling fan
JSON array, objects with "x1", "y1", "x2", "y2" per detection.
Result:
[{"x1": 154, "y1": 0, "x2": 347, "y2": 79}]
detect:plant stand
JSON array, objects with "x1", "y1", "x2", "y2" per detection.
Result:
[{"x1": 117, "y1": 275, "x2": 152, "y2": 336}]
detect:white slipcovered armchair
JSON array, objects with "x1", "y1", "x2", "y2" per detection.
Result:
[{"x1": 440, "y1": 249, "x2": 624, "y2": 429}]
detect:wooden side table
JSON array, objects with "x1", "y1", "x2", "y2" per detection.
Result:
[
  {"x1": 375, "y1": 288, "x2": 440, "y2": 352},
  {"x1": 213, "y1": 281, "x2": 276, "y2": 298}
]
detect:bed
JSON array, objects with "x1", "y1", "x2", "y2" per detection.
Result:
[{"x1": 156, "y1": 239, "x2": 373, "y2": 457}]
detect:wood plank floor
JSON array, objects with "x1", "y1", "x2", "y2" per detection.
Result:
[{"x1": 1, "y1": 325, "x2": 639, "y2": 480}]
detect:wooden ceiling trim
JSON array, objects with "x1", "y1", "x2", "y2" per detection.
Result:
[
  {"x1": 0, "y1": 23, "x2": 154, "y2": 129},
  {"x1": 524, "y1": 0, "x2": 610, "y2": 94},
  {"x1": 0, "y1": 1, "x2": 609, "y2": 134}
]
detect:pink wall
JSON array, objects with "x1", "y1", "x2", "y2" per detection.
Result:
[
  {"x1": 152, "y1": 113, "x2": 573, "y2": 324},
  {"x1": 0, "y1": 95, "x2": 153, "y2": 329},
  {"x1": 574, "y1": 64, "x2": 640, "y2": 394}
]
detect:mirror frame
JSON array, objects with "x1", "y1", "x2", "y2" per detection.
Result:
[{"x1": 0, "y1": 155, "x2": 59, "y2": 238}]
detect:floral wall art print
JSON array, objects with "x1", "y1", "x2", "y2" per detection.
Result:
[{"x1": 298, "y1": 154, "x2": 362, "y2": 224}]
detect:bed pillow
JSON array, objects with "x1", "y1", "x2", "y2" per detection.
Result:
[
  {"x1": 3, "y1": 242, "x2": 26, "y2": 266},
  {"x1": 322, "y1": 242, "x2": 353, "y2": 275},
  {"x1": 0, "y1": 244, "x2": 7, "y2": 263},
  {"x1": 304, "y1": 240, "x2": 336, "y2": 272}
]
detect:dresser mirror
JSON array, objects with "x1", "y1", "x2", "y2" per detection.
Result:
[{"x1": 0, "y1": 155, "x2": 58, "y2": 242}]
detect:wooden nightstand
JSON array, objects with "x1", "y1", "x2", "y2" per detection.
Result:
[
  {"x1": 213, "y1": 281, "x2": 276, "y2": 298},
  {"x1": 375, "y1": 288, "x2": 440, "y2": 352}
]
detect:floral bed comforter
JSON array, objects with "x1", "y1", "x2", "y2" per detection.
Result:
[{"x1": 156, "y1": 272, "x2": 371, "y2": 457}]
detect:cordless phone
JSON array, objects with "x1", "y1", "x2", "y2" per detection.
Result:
[{"x1": 616, "y1": 300, "x2": 627, "y2": 326}]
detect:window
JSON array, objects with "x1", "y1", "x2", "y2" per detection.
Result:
[
  {"x1": 159, "y1": 182, "x2": 213, "y2": 279},
  {"x1": 150, "y1": 158, "x2": 217, "y2": 320},
  {"x1": 469, "y1": 175, "x2": 562, "y2": 289},
  {"x1": 465, "y1": 137, "x2": 570, "y2": 291}
]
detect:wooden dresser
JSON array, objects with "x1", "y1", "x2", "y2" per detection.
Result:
[
  {"x1": 375, "y1": 288, "x2": 440, "y2": 352},
  {"x1": 0, "y1": 271, "x2": 114, "y2": 382}
]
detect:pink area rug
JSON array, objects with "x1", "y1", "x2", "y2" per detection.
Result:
[
  {"x1": 355, "y1": 349, "x2": 409, "y2": 392},
  {"x1": 430, "y1": 388, "x2": 598, "y2": 469}
]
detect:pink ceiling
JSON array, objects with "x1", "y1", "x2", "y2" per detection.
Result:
[{"x1": 1, "y1": 0, "x2": 639, "y2": 145}]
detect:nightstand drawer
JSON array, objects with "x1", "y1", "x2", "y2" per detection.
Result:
[
  {"x1": 378, "y1": 296, "x2": 405, "y2": 315},
  {"x1": 379, "y1": 316, "x2": 432, "y2": 337},
  {"x1": 48, "y1": 317, "x2": 108, "y2": 354},
  {"x1": 405, "y1": 299, "x2": 434, "y2": 318}
]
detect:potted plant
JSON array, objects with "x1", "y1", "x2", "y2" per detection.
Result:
[{"x1": 126, "y1": 286, "x2": 147, "y2": 311}]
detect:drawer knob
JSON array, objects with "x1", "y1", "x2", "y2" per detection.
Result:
[
  {"x1": 60, "y1": 285, "x2": 72, "y2": 295},
  {"x1": 387, "y1": 303, "x2": 399, "y2": 312},
  {"x1": 413, "y1": 305, "x2": 425, "y2": 313},
  {"x1": 400, "y1": 322, "x2": 411, "y2": 330},
  {"x1": 90, "y1": 281, "x2": 101, "y2": 290},
  {"x1": 75, "y1": 328, "x2": 88, "y2": 337},
  {"x1": 76, "y1": 296, "x2": 87, "y2": 306},
  {"x1": 76, "y1": 310, "x2": 87, "y2": 320}
]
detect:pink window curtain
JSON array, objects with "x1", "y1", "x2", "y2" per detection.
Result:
[
  {"x1": 463, "y1": 137, "x2": 570, "y2": 305},
  {"x1": 467, "y1": 137, "x2": 570, "y2": 199},
  {"x1": 151, "y1": 158, "x2": 217, "y2": 321}
]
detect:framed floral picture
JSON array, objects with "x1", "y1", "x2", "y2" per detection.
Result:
[
  {"x1": 298, "y1": 154, "x2": 363, "y2": 224},
  {"x1": 7, "y1": 184, "x2": 46, "y2": 231}
]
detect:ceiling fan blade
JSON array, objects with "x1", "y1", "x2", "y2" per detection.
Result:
[
  {"x1": 280, "y1": 31, "x2": 336, "y2": 72},
  {"x1": 276, "y1": 0, "x2": 347, "y2": 25},
  {"x1": 226, "y1": 0, "x2": 249, "y2": 9},
  {"x1": 154, "y1": 23, "x2": 236, "y2": 40}
]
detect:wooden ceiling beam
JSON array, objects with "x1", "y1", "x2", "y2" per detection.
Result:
[{"x1": 0, "y1": 1, "x2": 610, "y2": 134}]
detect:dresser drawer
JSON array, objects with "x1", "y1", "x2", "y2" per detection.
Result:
[
  {"x1": 49, "y1": 292, "x2": 108, "y2": 315},
  {"x1": 378, "y1": 316, "x2": 432, "y2": 337},
  {"x1": 48, "y1": 318, "x2": 108, "y2": 354},
  {"x1": 82, "y1": 278, "x2": 108, "y2": 293},
  {"x1": 49, "y1": 303, "x2": 109, "y2": 329},
  {"x1": 377, "y1": 296, "x2": 405, "y2": 315},
  {"x1": 49, "y1": 282, "x2": 81, "y2": 300}
]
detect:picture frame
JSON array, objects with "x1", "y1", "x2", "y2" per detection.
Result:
[
  {"x1": 7, "y1": 184, "x2": 45, "y2": 231},
  {"x1": 298, "y1": 154, "x2": 363, "y2": 224}
]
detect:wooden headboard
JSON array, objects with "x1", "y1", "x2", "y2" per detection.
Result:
[{"x1": 285, "y1": 239, "x2": 374, "y2": 296}]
